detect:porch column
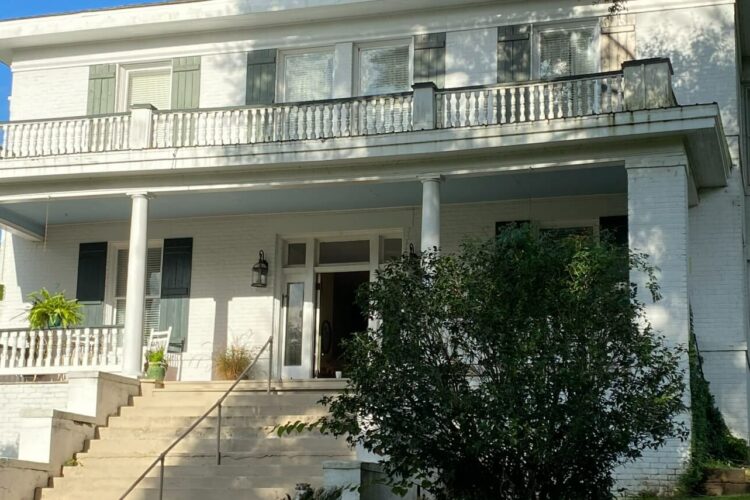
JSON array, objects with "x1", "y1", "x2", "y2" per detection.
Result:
[
  {"x1": 626, "y1": 155, "x2": 691, "y2": 472},
  {"x1": 420, "y1": 176, "x2": 443, "y2": 253},
  {"x1": 122, "y1": 193, "x2": 150, "y2": 378}
]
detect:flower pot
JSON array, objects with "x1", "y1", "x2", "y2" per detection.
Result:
[{"x1": 145, "y1": 362, "x2": 167, "y2": 381}]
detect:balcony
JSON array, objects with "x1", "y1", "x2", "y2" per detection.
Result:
[{"x1": 0, "y1": 60, "x2": 671, "y2": 160}]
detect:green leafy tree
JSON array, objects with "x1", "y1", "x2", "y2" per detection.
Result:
[{"x1": 287, "y1": 227, "x2": 687, "y2": 499}]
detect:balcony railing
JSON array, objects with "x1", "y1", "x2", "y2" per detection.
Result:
[
  {"x1": 0, "y1": 59, "x2": 675, "y2": 160},
  {"x1": 0, "y1": 326, "x2": 124, "y2": 375}
]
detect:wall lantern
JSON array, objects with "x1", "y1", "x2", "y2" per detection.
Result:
[{"x1": 252, "y1": 250, "x2": 269, "y2": 288}]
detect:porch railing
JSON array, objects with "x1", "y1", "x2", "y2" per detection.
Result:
[
  {"x1": 0, "y1": 58, "x2": 676, "y2": 160},
  {"x1": 0, "y1": 326, "x2": 124, "y2": 375},
  {"x1": 151, "y1": 92, "x2": 413, "y2": 148}
]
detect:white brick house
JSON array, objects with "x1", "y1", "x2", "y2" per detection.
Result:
[{"x1": 0, "y1": 0, "x2": 746, "y2": 493}]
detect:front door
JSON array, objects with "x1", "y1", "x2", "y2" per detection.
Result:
[{"x1": 280, "y1": 273, "x2": 315, "y2": 379}]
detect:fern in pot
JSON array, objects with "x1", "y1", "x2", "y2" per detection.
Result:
[
  {"x1": 28, "y1": 288, "x2": 82, "y2": 329},
  {"x1": 145, "y1": 347, "x2": 168, "y2": 381}
]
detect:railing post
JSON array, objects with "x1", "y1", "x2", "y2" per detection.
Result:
[
  {"x1": 622, "y1": 58, "x2": 674, "y2": 111},
  {"x1": 158, "y1": 455, "x2": 165, "y2": 500},
  {"x1": 129, "y1": 104, "x2": 156, "y2": 149},
  {"x1": 267, "y1": 336, "x2": 273, "y2": 394},
  {"x1": 216, "y1": 403, "x2": 222, "y2": 465},
  {"x1": 412, "y1": 82, "x2": 437, "y2": 131}
]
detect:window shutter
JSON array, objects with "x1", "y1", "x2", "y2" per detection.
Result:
[
  {"x1": 160, "y1": 238, "x2": 193, "y2": 350},
  {"x1": 76, "y1": 242, "x2": 108, "y2": 326},
  {"x1": 414, "y1": 33, "x2": 446, "y2": 89},
  {"x1": 600, "y1": 15, "x2": 635, "y2": 72},
  {"x1": 246, "y1": 50, "x2": 277, "y2": 105},
  {"x1": 497, "y1": 25, "x2": 530, "y2": 83},
  {"x1": 172, "y1": 56, "x2": 201, "y2": 110},
  {"x1": 87, "y1": 64, "x2": 116, "y2": 115}
]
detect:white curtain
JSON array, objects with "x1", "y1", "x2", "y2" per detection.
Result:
[{"x1": 283, "y1": 52, "x2": 334, "y2": 102}]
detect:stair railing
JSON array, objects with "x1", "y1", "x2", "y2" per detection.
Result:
[{"x1": 119, "y1": 335, "x2": 274, "y2": 500}]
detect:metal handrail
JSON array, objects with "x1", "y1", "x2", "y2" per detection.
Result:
[{"x1": 119, "y1": 335, "x2": 274, "y2": 500}]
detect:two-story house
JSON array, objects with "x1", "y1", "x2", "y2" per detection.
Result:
[{"x1": 0, "y1": 0, "x2": 746, "y2": 496}]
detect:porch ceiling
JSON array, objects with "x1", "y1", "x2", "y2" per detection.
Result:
[{"x1": 0, "y1": 166, "x2": 626, "y2": 232}]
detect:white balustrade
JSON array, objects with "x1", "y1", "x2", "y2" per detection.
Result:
[
  {"x1": 436, "y1": 73, "x2": 624, "y2": 129},
  {"x1": 0, "y1": 114, "x2": 130, "y2": 159},
  {"x1": 150, "y1": 93, "x2": 414, "y2": 149},
  {"x1": 0, "y1": 326, "x2": 124, "y2": 375}
]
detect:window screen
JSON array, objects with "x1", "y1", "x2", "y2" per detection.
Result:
[
  {"x1": 283, "y1": 52, "x2": 334, "y2": 102},
  {"x1": 359, "y1": 45, "x2": 410, "y2": 95},
  {"x1": 127, "y1": 69, "x2": 171, "y2": 110},
  {"x1": 539, "y1": 27, "x2": 597, "y2": 79}
]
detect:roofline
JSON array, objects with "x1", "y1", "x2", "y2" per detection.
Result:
[{"x1": 0, "y1": 1, "x2": 206, "y2": 23}]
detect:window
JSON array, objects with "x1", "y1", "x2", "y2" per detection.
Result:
[
  {"x1": 114, "y1": 246, "x2": 163, "y2": 343},
  {"x1": 120, "y1": 64, "x2": 172, "y2": 111},
  {"x1": 281, "y1": 49, "x2": 334, "y2": 102},
  {"x1": 357, "y1": 42, "x2": 411, "y2": 96},
  {"x1": 286, "y1": 243, "x2": 307, "y2": 267},
  {"x1": 318, "y1": 240, "x2": 370, "y2": 265},
  {"x1": 537, "y1": 25, "x2": 598, "y2": 79}
]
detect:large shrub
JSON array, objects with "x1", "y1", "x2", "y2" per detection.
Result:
[{"x1": 292, "y1": 227, "x2": 687, "y2": 499}]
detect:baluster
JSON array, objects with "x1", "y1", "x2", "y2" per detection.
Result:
[
  {"x1": 102, "y1": 328, "x2": 110, "y2": 366},
  {"x1": 72, "y1": 329, "x2": 81, "y2": 366},
  {"x1": 44, "y1": 330, "x2": 53, "y2": 367},
  {"x1": 303, "y1": 106, "x2": 312, "y2": 140},
  {"x1": 576, "y1": 81, "x2": 583, "y2": 116},
  {"x1": 350, "y1": 101, "x2": 359, "y2": 136},
  {"x1": 27, "y1": 330, "x2": 37, "y2": 368},
  {"x1": 323, "y1": 104, "x2": 331, "y2": 138},
  {"x1": 16, "y1": 331, "x2": 26, "y2": 368},
  {"x1": 17, "y1": 124, "x2": 27, "y2": 157},
  {"x1": 99, "y1": 118, "x2": 107, "y2": 151},
  {"x1": 82, "y1": 328, "x2": 91, "y2": 366},
  {"x1": 55, "y1": 330, "x2": 63, "y2": 366},
  {"x1": 529, "y1": 86, "x2": 537, "y2": 122},
  {"x1": 0, "y1": 331, "x2": 8, "y2": 367},
  {"x1": 92, "y1": 328, "x2": 100, "y2": 366},
  {"x1": 509, "y1": 88, "x2": 517, "y2": 123},
  {"x1": 561, "y1": 83, "x2": 570, "y2": 118},
  {"x1": 520, "y1": 87, "x2": 528, "y2": 122},
  {"x1": 63, "y1": 330, "x2": 72, "y2": 367},
  {"x1": 237, "y1": 110, "x2": 247, "y2": 144},
  {"x1": 341, "y1": 102, "x2": 350, "y2": 136},
  {"x1": 9, "y1": 331, "x2": 19, "y2": 368}
]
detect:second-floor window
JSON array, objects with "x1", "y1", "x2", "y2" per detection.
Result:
[
  {"x1": 281, "y1": 49, "x2": 334, "y2": 102},
  {"x1": 537, "y1": 24, "x2": 598, "y2": 79},
  {"x1": 356, "y1": 41, "x2": 411, "y2": 96},
  {"x1": 121, "y1": 63, "x2": 172, "y2": 111}
]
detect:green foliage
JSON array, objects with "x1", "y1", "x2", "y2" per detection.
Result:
[
  {"x1": 282, "y1": 227, "x2": 687, "y2": 499},
  {"x1": 596, "y1": 0, "x2": 627, "y2": 14},
  {"x1": 27, "y1": 288, "x2": 82, "y2": 329},
  {"x1": 284, "y1": 484, "x2": 343, "y2": 500},
  {"x1": 147, "y1": 347, "x2": 166, "y2": 365},
  {"x1": 679, "y1": 322, "x2": 749, "y2": 495},
  {"x1": 214, "y1": 340, "x2": 252, "y2": 380}
]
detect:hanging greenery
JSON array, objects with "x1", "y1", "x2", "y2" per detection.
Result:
[
  {"x1": 679, "y1": 315, "x2": 750, "y2": 494},
  {"x1": 27, "y1": 288, "x2": 82, "y2": 329}
]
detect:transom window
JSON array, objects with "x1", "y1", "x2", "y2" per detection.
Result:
[
  {"x1": 537, "y1": 24, "x2": 598, "y2": 79},
  {"x1": 357, "y1": 42, "x2": 411, "y2": 96},
  {"x1": 280, "y1": 49, "x2": 334, "y2": 102}
]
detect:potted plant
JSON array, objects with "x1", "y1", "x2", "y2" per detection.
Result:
[
  {"x1": 28, "y1": 288, "x2": 82, "y2": 329},
  {"x1": 145, "y1": 347, "x2": 168, "y2": 381}
]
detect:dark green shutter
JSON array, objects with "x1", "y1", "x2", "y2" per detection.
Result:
[
  {"x1": 76, "y1": 242, "x2": 108, "y2": 326},
  {"x1": 497, "y1": 25, "x2": 531, "y2": 83},
  {"x1": 246, "y1": 50, "x2": 277, "y2": 105},
  {"x1": 414, "y1": 33, "x2": 446, "y2": 89},
  {"x1": 160, "y1": 238, "x2": 193, "y2": 350},
  {"x1": 87, "y1": 64, "x2": 116, "y2": 115},
  {"x1": 172, "y1": 57, "x2": 201, "y2": 110}
]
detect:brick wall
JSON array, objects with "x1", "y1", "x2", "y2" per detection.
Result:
[
  {"x1": 9, "y1": 66, "x2": 89, "y2": 121},
  {"x1": 0, "y1": 382, "x2": 68, "y2": 458}
]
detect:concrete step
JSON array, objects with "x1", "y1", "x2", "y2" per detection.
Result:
[
  {"x1": 84, "y1": 435, "x2": 351, "y2": 457},
  {"x1": 71, "y1": 453, "x2": 347, "y2": 469},
  {"x1": 50, "y1": 474, "x2": 324, "y2": 491},
  {"x1": 99, "y1": 424, "x2": 295, "y2": 440},
  {"x1": 61, "y1": 463, "x2": 322, "y2": 479},
  {"x1": 119, "y1": 403, "x2": 329, "y2": 418},
  {"x1": 106, "y1": 414, "x2": 321, "y2": 431},
  {"x1": 135, "y1": 392, "x2": 329, "y2": 407},
  {"x1": 42, "y1": 486, "x2": 306, "y2": 500},
  {"x1": 158, "y1": 379, "x2": 346, "y2": 393}
]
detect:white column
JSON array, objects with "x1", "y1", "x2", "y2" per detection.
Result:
[
  {"x1": 420, "y1": 176, "x2": 443, "y2": 253},
  {"x1": 622, "y1": 155, "x2": 691, "y2": 487},
  {"x1": 122, "y1": 193, "x2": 150, "y2": 378}
]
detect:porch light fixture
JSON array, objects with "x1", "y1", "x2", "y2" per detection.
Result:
[{"x1": 252, "y1": 250, "x2": 269, "y2": 288}]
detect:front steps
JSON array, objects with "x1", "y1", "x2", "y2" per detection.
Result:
[{"x1": 38, "y1": 380, "x2": 353, "y2": 500}]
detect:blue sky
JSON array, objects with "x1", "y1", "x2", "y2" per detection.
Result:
[{"x1": 0, "y1": 1, "x2": 167, "y2": 121}]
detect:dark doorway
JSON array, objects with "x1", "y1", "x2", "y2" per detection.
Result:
[{"x1": 316, "y1": 271, "x2": 369, "y2": 378}]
